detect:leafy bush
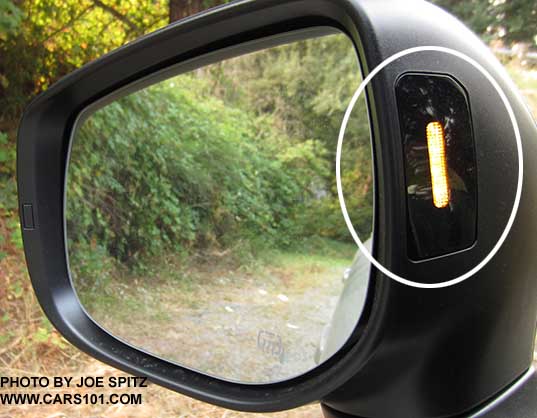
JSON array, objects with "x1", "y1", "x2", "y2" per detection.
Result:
[
  {"x1": 66, "y1": 76, "x2": 329, "y2": 272},
  {"x1": 66, "y1": 35, "x2": 374, "y2": 284}
]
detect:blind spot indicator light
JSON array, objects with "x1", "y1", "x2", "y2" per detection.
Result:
[
  {"x1": 426, "y1": 121, "x2": 450, "y2": 208},
  {"x1": 397, "y1": 73, "x2": 476, "y2": 259}
]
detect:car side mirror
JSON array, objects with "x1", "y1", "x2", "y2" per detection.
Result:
[{"x1": 17, "y1": 1, "x2": 537, "y2": 417}]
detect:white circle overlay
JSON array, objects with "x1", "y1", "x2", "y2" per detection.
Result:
[{"x1": 337, "y1": 46, "x2": 523, "y2": 289}]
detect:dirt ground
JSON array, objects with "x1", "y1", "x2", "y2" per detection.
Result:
[{"x1": 78, "y1": 249, "x2": 352, "y2": 384}]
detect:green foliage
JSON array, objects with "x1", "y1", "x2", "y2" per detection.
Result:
[
  {"x1": 0, "y1": 131, "x2": 15, "y2": 194},
  {"x1": 65, "y1": 35, "x2": 375, "y2": 282},
  {"x1": 432, "y1": 0, "x2": 537, "y2": 46},
  {"x1": 499, "y1": 1, "x2": 537, "y2": 46},
  {"x1": 0, "y1": 131, "x2": 19, "y2": 254},
  {"x1": 201, "y1": 35, "x2": 374, "y2": 240},
  {"x1": 7, "y1": 218, "x2": 22, "y2": 249},
  {"x1": 0, "y1": 1, "x2": 169, "y2": 269},
  {"x1": 64, "y1": 34, "x2": 375, "y2": 284},
  {"x1": 202, "y1": 0, "x2": 231, "y2": 8},
  {"x1": 0, "y1": 0, "x2": 23, "y2": 39},
  {"x1": 0, "y1": 0, "x2": 167, "y2": 124},
  {"x1": 32, "y1": 317, "x2": 67, "y2": 348},
  {"x1": 67, "y1": 76, "x2": 324, "y2": 271}
]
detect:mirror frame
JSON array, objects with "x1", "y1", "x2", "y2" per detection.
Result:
[{"x1": 17, "y1": 0, "x2": 387, "y2": 411}]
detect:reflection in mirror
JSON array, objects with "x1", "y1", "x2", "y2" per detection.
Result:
[{"x1": 66, "y1": 31, "x2": 373, "y2": 384}]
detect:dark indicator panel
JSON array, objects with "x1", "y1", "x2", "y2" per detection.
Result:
[{"x1": 396, "y1": 73, "x2": 477, "y2": 260}]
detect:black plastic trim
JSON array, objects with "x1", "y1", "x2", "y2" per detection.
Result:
[{"x1": 322, "y1": 367, "x2": 537, "y2": 418}]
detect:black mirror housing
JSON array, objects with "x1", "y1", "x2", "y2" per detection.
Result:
[{"x1": 17, "y1": 0, "x2": 537, "y2": 417}]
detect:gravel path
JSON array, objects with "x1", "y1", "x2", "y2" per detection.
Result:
[{"x1": 91, "y1": 259, "x2": 348, "y2": 384}]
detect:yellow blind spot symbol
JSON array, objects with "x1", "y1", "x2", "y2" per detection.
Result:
[{"x1": 426, "y1": 121, "x2": 450, "y2": 208}]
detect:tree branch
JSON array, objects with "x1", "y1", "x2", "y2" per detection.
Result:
[
  {"x1": 91, "y1": 0, "x2": 139, "y2": 33},
  {"x1": 41, "y1": 5, "x2": 95, "y2": 44}
]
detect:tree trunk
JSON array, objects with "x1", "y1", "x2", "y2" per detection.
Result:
[{"x1": 170, "y1": 0, "x2": 226, "y2": 23}]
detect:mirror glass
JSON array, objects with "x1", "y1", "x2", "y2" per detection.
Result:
[{"x1": 66, "y1": 31, "x2": 374, "y2": 384}]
